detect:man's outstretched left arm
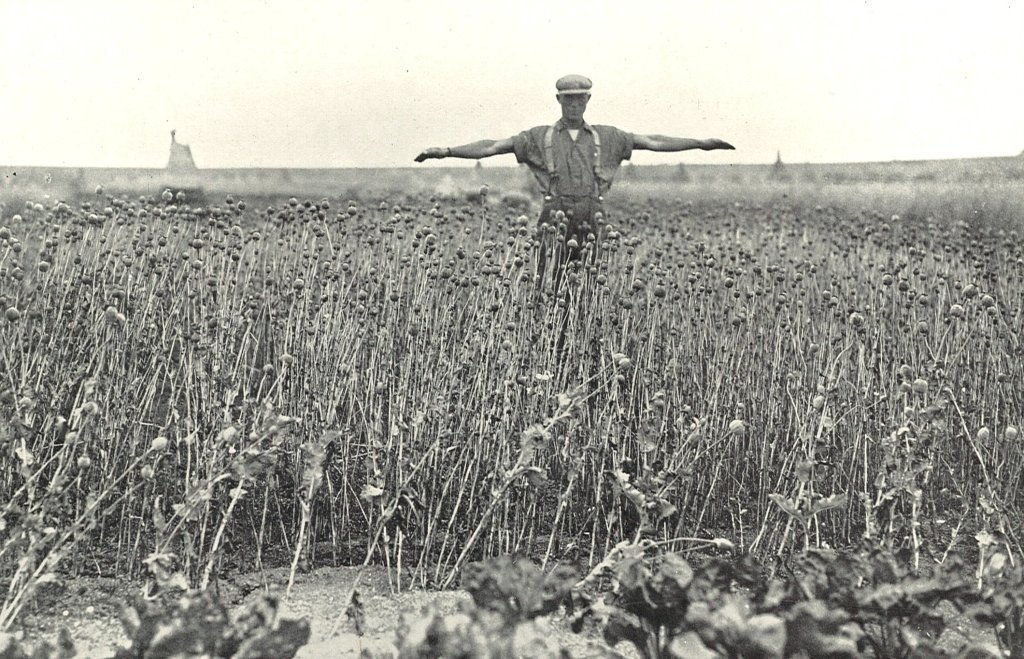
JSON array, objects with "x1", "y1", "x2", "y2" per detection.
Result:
[{"x1": 633, "y1": 135, "x2": 735, "y2": 152}]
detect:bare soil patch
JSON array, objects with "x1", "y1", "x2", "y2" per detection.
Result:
[{"x1": 11, "y1": 566, "x2": 616, "y2": 658}]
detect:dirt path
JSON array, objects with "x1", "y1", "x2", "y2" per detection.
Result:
[{"x1": 11, "y1": 566, "x2": 616, "y2": 658}]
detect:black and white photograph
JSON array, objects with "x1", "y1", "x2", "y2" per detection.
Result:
[{"x1": 1, "y1": 1, "x2": 1023, "y2": 657}]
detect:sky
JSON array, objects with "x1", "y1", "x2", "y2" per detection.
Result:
[{"x1": 0, "y1": 0, "x2": 1021, "y2": 169}]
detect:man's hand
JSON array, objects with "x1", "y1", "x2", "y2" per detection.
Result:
[
  {"x1": 700, "y1": 138, "x2": 735, "y2": 151},
  {"x1": 414, "y1": 147, "x2": 447, "y2": 162}
]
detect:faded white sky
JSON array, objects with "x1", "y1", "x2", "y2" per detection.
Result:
[{"x1": 0, "y1": 0, "x2": 1021, "y2": 168}]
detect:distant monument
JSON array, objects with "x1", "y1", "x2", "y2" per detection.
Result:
[
  {"x1": 768, "y1": 150, "x2": 790, "y2": 182},
  {"x1": 161, "y1": 130, "x2": 203, "y2": 202},
  {"x1": 166, "y1": 130, "x2": 197, "y2": 170}
]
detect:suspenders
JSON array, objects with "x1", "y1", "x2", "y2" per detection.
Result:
[{"x1": 543, "y1": 122, "x2": 603, "y2": 197}]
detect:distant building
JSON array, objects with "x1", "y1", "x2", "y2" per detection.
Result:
[{"x1": 167, "y1": 130, "x2": 197, "y2": 170}]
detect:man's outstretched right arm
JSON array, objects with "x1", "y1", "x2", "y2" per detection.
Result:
[{"x1": 415, "y1": 137, "x2": 516, "y2": 162}]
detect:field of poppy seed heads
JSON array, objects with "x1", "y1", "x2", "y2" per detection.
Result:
[{"x1": 0, "y1": 183, "x2": 1022, "y2": 638}]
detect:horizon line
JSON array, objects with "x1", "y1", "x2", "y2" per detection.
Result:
[{"x1": 2, "y1": 152, "x2": 1023, "y2": 171}]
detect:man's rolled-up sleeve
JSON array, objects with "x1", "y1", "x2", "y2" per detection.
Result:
[
  {"x1": 512, "y1": 130, "x2": 535, "y2": 165},
  {"x1": 616, "y1": 128, "x2": 634, "y2": 162}
]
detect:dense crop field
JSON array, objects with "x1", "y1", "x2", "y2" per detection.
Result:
[{"x1": 1, "y1": 182, "x2": 1022, "y2": 645}]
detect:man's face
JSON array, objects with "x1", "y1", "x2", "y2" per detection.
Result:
[{"x1": 557, "y1": 93, "x2": 590, "y2": 122}]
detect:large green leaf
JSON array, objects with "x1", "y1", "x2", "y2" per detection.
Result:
[
  {"x1": 738, "y1": 614, "x2": 787, "y2": 659},
  {"x1": 810, "y1": 493, "x2": 848, "y2": 515},
  {"x1": 768, "y1": 493, "x2": 801, "y2": 519},
  {"x1": 784, "y1": 600, "x2": 861, "y2": 658},
  {"x1": 603, "y1": 608, "x2": 657, "y2": 659}
]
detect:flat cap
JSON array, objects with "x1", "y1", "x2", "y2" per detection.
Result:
[{"x1": 555, "y1": 74, "x2": 592, "y2": 95}]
